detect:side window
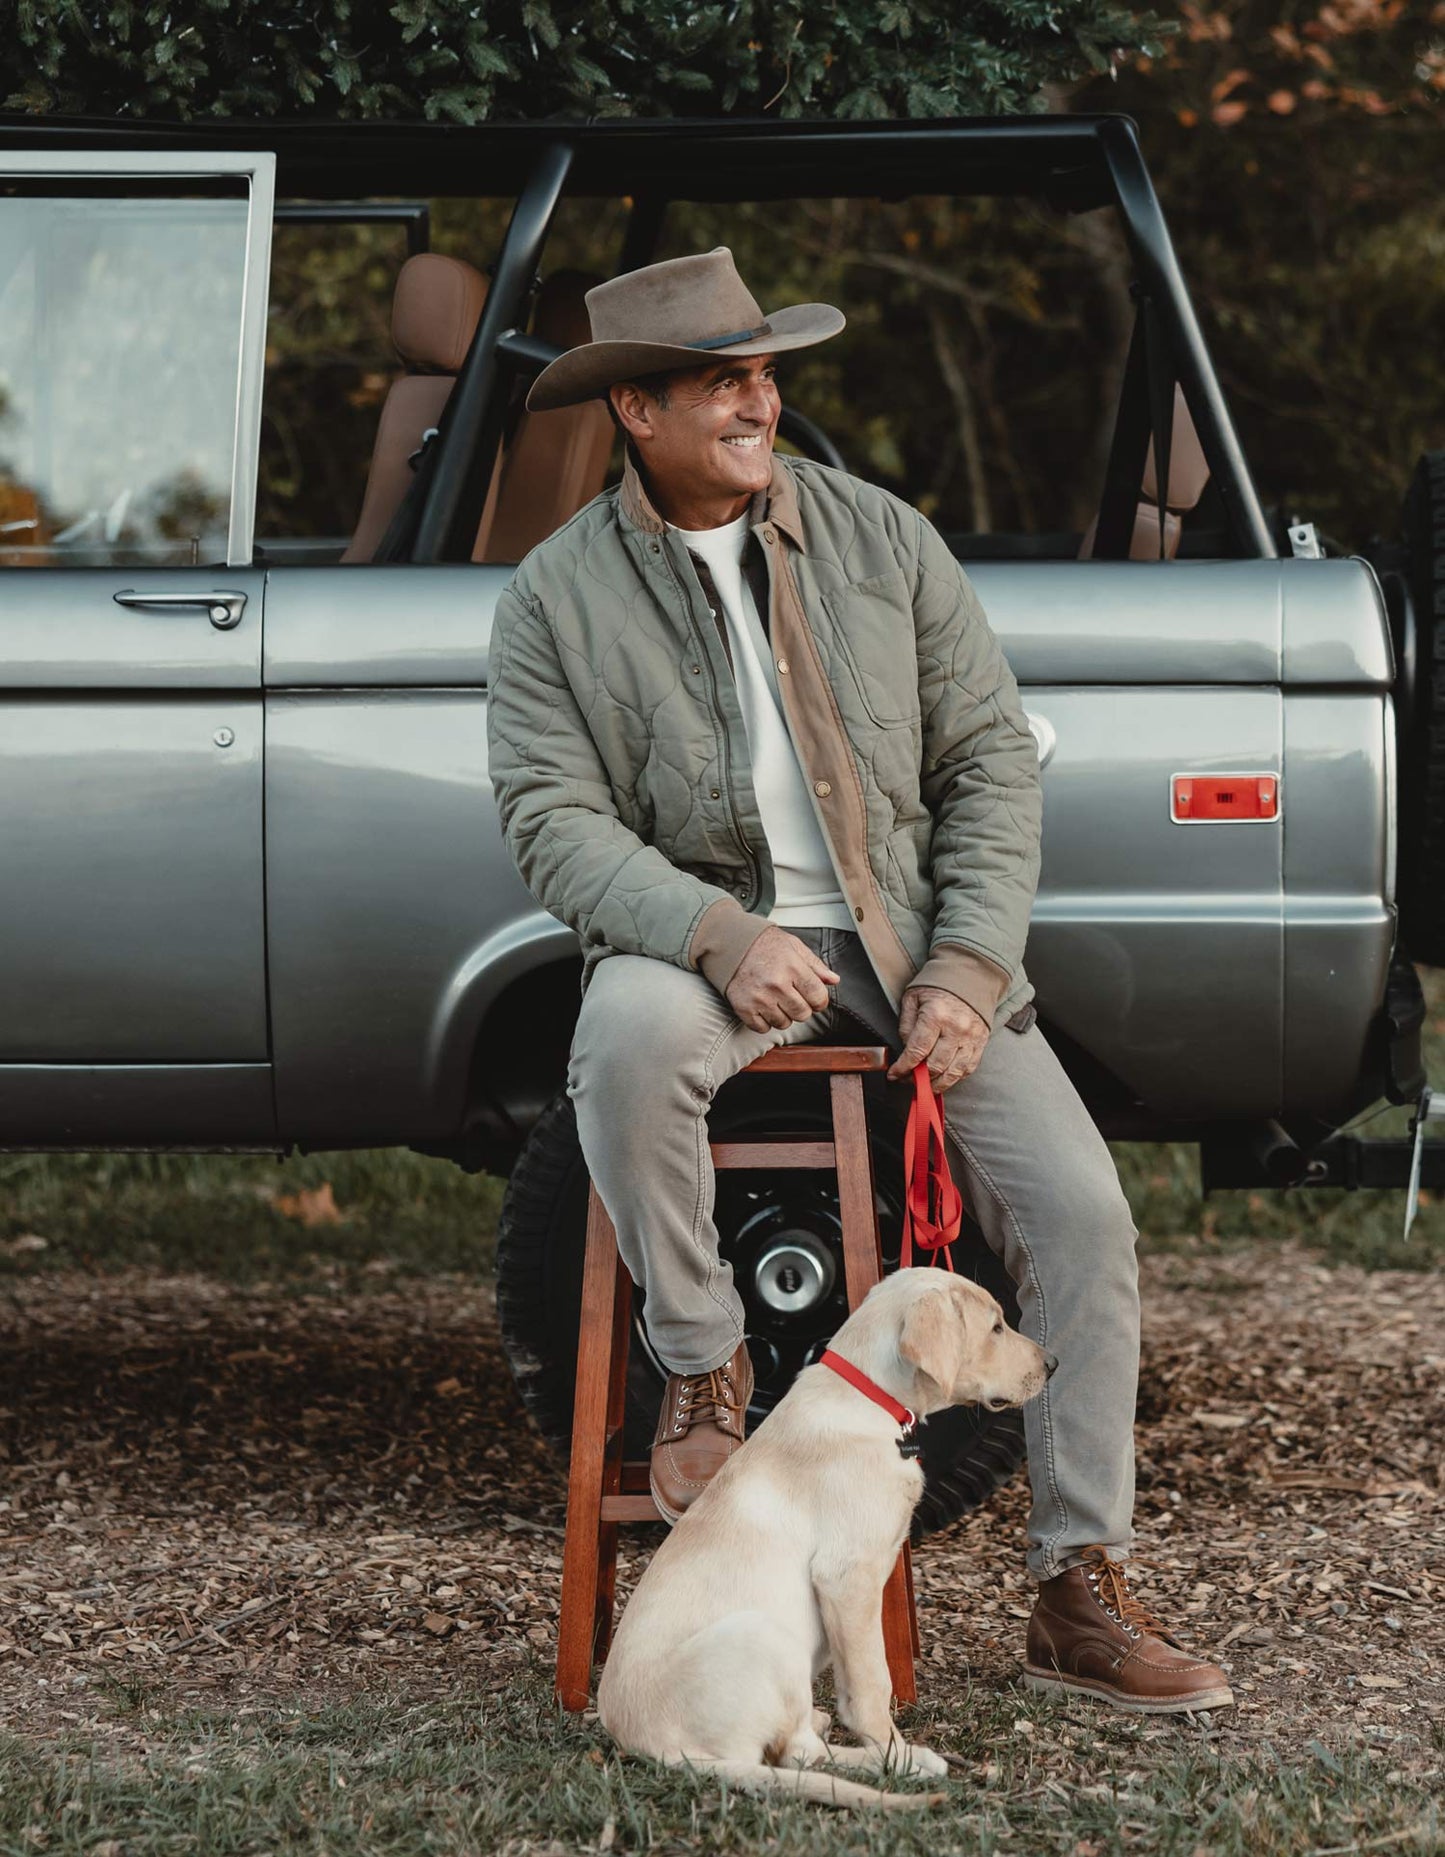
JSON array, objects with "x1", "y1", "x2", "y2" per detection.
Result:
[
  {"x1": 257, "y1": 209, "x2": 419, "y2": 563},
  {"x1": 0, "y1": 178, "x2": 259, "y2": 569}
]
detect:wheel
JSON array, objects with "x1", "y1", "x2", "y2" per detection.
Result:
[
  {"x1": 1397, "y1": 451, "x2": 1445, "y2": 964},
  {"x1": 495, "y1": 1068, "x2": 1027, "y2": 1543}
]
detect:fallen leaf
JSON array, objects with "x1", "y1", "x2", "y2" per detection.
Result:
[{"x1": 272, "y1": 1182, "x2": 344, "y2": 1227}]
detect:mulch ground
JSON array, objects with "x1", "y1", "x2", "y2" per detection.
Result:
[{"x1": 1, "y1": 1244, "x2": 1441, "y2": 1785}]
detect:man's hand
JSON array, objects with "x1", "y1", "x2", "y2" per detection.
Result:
[
  {"x1": 887, "y1": 984, "x2": 989, "y2": 1091},
  {"x1": 726, "y1": 926, "x2": 841, "y2": 1034}
]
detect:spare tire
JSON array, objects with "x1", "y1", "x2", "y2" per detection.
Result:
[
  {"x1": 495, "y1": 1071, "x2": 1026, "y2": 1543},
  {"x1": 1397, "y1": 451, "x2": 1445, "y2": 965}
]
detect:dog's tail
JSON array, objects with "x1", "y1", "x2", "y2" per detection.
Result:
[{"x1": 698, "y1": 1761, "x2": 946, "y2": 1811}]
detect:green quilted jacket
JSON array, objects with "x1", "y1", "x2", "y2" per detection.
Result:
[{"x1": 486, "y1": 451, "x2": 1041, "y2": 1030}]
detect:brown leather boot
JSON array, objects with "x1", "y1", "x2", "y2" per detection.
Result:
[
  {"x1": 1023, "y1": 1545, "x2": 1234, "y2": 1714},
  {"x1": 648, "y1": 1339, "x2": 753, "y2": 1525}
]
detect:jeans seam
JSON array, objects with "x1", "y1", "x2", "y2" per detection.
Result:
[{"x1": 941, "y1": 1124, "x2": 1074, "y2": 1578}]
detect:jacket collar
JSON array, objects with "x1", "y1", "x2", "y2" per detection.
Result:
[{"x1": 619, "y1": 445, "x2": 805, "y2": 552}]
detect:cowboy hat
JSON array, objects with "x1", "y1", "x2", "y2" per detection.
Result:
[{"x1": 525, "y1": 246, "x2": 845, "y2": 413}]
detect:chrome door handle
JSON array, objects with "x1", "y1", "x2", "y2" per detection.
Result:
[{"x1": 113, "y1": 589, "x2": 248, "y2": 631}]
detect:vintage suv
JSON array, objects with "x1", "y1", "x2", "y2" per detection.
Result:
[{"x1": 0, "y1": 113, "x2": 1438, "y2": 1535}]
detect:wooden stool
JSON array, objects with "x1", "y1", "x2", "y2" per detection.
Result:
[{"x1": 555, "y1": 1042, "x2": 920, "y2": 1712}]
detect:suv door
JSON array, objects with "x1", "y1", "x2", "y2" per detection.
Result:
[{"x1": 0, "y1": 152, "x2": 276, "y2": 1143}]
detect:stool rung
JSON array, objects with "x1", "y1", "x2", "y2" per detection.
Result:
[
  {"x1": 600, "y1": 1494, "x2": 663, "y2": 1522},
  {"x1": 744, "y1": 1046, "x2": 888, "y2": 1073},
  {"x1": 712, "y1": 1138, "x2": 835, "y2": 1169}
]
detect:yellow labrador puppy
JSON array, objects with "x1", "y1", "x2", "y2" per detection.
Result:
[{"x1": 598, "y1": 1267, "x2": 1052, "y2": 1808}]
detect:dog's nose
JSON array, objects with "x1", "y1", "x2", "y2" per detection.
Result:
[{"x1": 1044, "y1": 1351, "x2": 1059, "y2": 1379}]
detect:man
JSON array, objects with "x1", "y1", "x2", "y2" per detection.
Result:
[{"x1": 486, "y1": 247, "x2": 1233, "y2": 1714}]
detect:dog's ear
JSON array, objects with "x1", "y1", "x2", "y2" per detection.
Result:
[{"x1": 898, "y1": 1289, "x2": 967, "y2": 1400}]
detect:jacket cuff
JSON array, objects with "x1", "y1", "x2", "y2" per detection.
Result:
[
  {"x1": 907, "y1": 944, "x2": 1011, "y2": 1029},
  {"x1": 689, "y1": 896, "x2": 775, "y2": 995}
]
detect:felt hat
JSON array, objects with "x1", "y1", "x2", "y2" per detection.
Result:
[{"x1": 525, "y1": 246, "x2": 844, "y2": 412}]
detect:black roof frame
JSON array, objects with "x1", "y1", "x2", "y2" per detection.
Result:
[{"x1": 0, "y1": 112, "x2": 1276, "y2": 561}]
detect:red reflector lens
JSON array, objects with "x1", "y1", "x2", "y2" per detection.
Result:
[{"x1": 1172, "y1": 774, "x2": 1278, "y2": 821}]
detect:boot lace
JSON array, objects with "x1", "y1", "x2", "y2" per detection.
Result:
[
  {"x1": 671, "y1": 1363, "x2": 740, "y2": 1434},
  {"x1": 1079, "y1": 1546, "x2": 1178, "y2": 1646}
]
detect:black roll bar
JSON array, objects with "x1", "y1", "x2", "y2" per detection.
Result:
[
  {"x1": 1097, "y1": 118, "x2": 1275, "y2": 559},
  {"x1": 273, "y1": 201, "x2": 430, "y2": 256},
  {"x1": 394, "y1": 118, "x2": 1273, "y2": 564},
  {"x1": 413, "y1": 140, "x2": 574, "y2": 563}
]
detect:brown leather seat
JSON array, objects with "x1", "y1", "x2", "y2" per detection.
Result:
[
  {"x1": 1078, "y1": 385, "x2": 1210, "y2": 560},
  {"x1": 342, "y1": 252, "x2": 489, "y2": 563},
  {"x1": 474, "y1": 269, "x2": 614, "y2": 563},
  {"x1": 345, "y1": 259, "x2": 614, "y2": 566}
]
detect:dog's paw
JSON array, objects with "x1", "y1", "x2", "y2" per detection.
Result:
[
  {"x1": 899, "y1": 1741, "x2": 950, "y2": 1779},
  {"x1": 811, "y1": 1708, "x2": 833, "y2": 1738}
]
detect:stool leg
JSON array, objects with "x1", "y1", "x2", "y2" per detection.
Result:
[
  {"x1": 883, "y1": 1552, "x2": 918, "y2": 1704},
  {"x1": 831, "y1": 1073, "x2": 882, "y2": 1310},
  {"x1": 593, "y1": 1251, "x2": 631, "y2": 1665},
  {"x1": 556, "y1": 1183, "x2": 626, "y2": 1710},
  {"x1": 830, "y1": 1073, "x2": 918, "y2": 1707}
]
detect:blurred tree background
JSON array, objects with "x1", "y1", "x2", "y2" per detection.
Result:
[
  {"x1": 1070, "y1": 0, "x2": 1445, "y2": 547},
  {"x1": 5, "y1": 1, "x2": 1443, "y2": 552}
]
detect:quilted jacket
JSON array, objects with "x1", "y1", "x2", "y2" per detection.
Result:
[{"x1": 486, "y1": 450, "x2": 1042, "y2": 1030}]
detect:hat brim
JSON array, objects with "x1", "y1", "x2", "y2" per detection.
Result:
[{"x1": 524, "y1": 302, "x2": 845, "y2": 412}]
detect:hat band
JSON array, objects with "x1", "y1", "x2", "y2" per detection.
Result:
[{"x1": 685, "y1": 320, "x2": 773, "y2": 351}]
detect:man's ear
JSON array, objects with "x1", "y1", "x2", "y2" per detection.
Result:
[
  {"x1": 898, "y1": 1289, "x2": 966, "y2": 1401},
  {"x1": 609, "y1": 382, "x2": 655, "y2": 444}
]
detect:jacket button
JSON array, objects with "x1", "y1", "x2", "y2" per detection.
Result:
[
  {"x1": 709, "y1": 787, "x2": 720, "y2": 799},
  {"x1": 689, "y1": 663, "x2": 701, "y2": 675},
  {"x1": 776, "y1": 656, "x2": 789, "y2": 674},
  {"x1": 763, "y1": 528, "x2": 776, "y2": 544},
  {"x1": 854, "y1": 905, "x2": 865, "y2": 921},
  {"x1": 813, "y1": 780, "x2": 832, "y2": 797}
]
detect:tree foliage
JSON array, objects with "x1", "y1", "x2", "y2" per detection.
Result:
[
  {"x1": 7, "y1": 0, "x2": 1174, "y2": 122},
  {"x1": 1069, "y1": 0, "x2": 1445, "y2": 544}
]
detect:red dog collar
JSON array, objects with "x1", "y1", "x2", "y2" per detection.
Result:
[{"x1": 820, "y1": 1348, "x2": 919, "y2": 1450}]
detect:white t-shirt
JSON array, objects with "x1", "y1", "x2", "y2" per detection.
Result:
[{"x1": 671, "y1": 511, "x2": 855, "y2": 932}]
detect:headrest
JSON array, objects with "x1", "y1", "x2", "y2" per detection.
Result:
[
  {"x1": 392, "y1": 253, "x2": 489, "y2": 374},
  {"x1": 1142, "y1": 384, "x2": 1210, "y2": 512}
]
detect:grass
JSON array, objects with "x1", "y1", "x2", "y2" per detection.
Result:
[
  {"x1": 3, "y1": 1048, "x2": 1443, "y2": 1287},
  {"x1": 1, "y1": 1681, "x2": 1439, "y2": 1856},
  {"x1": 0, "y1": 1146, "x2": 504, "y2": 1285}
]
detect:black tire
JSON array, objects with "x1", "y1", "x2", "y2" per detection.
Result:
[
  {"x1": 495, "y1": 1070, "x2": 1026, "y2": 1543},
  {"x1": 1398, "y1": 451, "x2": 1445, "y2": 965}
]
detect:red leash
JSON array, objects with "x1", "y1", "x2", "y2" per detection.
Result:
[{"x1": 899, "y1": 1063, "x2": 963, "y2": 1270}]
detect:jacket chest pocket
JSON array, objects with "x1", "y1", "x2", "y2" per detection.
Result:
[{"x1": 820, "y1": 572, "x2": 920, "y2": 728}]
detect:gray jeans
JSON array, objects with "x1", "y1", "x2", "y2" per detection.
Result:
[{"x1": 566, "y1": 923, "x2": 1141, "y2": 1581}]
